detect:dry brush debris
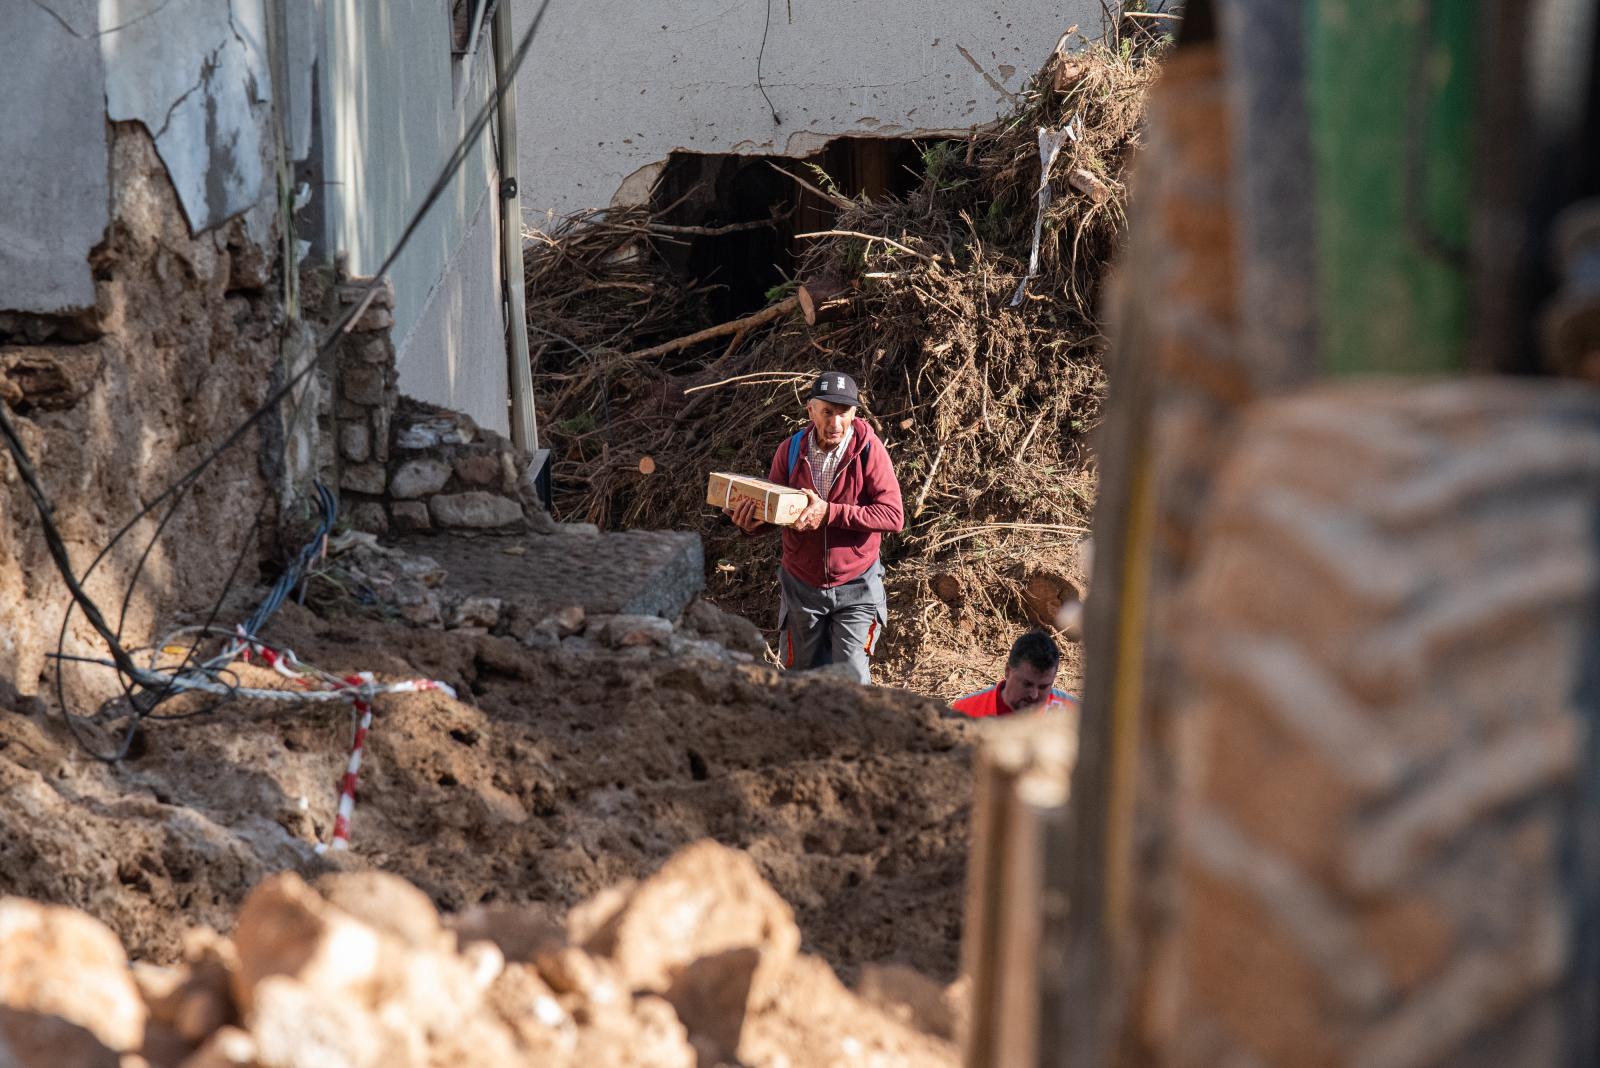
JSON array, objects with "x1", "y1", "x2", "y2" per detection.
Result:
[{"x1": 524, "y1": 37, "x2": 1161, "y2": 698}]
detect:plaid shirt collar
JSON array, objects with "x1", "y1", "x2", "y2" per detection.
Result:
[{"x1": 807, "y1": 425, "x2": 853, "y2": 498}]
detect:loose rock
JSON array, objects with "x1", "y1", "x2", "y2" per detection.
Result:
[
  {"x1": 681, "y1": 598, "x2": 767, "y2": 656},
  {"x1": 178, "y1": 1026, "x2": 257, "y2": 1068},
  {"x1": 229, "y1": 873, "x2": 385, "y2": 1014},
  {"x1": 449, "y1": 596, "x2": 504, "y2": 630},
  {"x1": 574, "y1": 841, "x2": 800, "y2": 1059},
  {"x1": 429, "y1": 492, "x2": 523, "y2": 529},
  {"x1": 0, "y1": 897, "x2": 146, "y2": 1057},
  {"x1": 547, "y1": 604, "x2": 585, "y2": 638},
  {"x1": 600, "y1": 615, "x2": 673, "y2": 649},
  {"x1": 390, "y1": 458, "x2": 452, "y2": 499},
  {"x1": 248, "y1": 976, "x2": 381, "y2": 1068}
]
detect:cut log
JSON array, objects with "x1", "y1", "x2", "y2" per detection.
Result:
[
  {"x1": 797, "y1": 279, "x2": 853, "y2": 326},
  {"x1": 1069, "y1": 168, "x2": 1114, "y2": 206}
]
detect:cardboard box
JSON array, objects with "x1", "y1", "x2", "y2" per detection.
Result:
[{"x1": 707, "y1": 472, "x2": 809, "y2": 526}]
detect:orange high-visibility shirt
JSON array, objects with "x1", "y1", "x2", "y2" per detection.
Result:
[{"x1": 951, "y1": 683, "x2": 1077, "y2": 719}]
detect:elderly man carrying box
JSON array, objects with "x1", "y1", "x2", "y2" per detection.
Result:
[{"x1": 725, "y1": 371, "x2": 905, "y2": 683}]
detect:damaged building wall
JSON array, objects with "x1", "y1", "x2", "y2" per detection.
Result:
[
  {"x1": 512, "y1": 0, "x2": 1108, "y2": 221},
  {"x1": 101, "y1": 0, "x2": 277, "y2": 240},
  {"x1": 0, "y1": 0, "x2": 109, "y2": 314},
  {"x1": 0, "y1": 126, "x2": 292, "y2": 702},
  {"x1": 317, "y1": 0, "x2": 511, "y2": 435},
  {"x1": 0, "y1": 1, "x2": 305, "y2": 701}
]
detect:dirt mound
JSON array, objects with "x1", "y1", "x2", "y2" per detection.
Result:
[
  {"x1": 0, "y1": 840, "x2": 959, "y2": 1067},
  {"x1": 0, "y1": 601, "x2": 974, "y2": 982},
  {"x1": 524, "y1": 35, "x2": 1161, "y2": 699}
]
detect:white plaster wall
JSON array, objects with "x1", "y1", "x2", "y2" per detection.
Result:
[
  {"x1": 318, "y1": 0, "x2": 509, "y2": 432},
  {"x1": 395, "y1": 185, "x2": 510, "y2": 433},
  {"x1": 512, "y1": 0, "x2": 1108, "y2": 223},
  {"x1": 102, "y1": 0, "x2": 275, "y2": 237},
  {"x1": 0, "y1": 0, "x2": 108, "y2": 312}
]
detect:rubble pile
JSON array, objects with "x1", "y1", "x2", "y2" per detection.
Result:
[
  {"x1": 0, "y1": 842, "x2": 960, "y2": 1068},
  {"x1": 0, "y1": 603, "x2": 974, "y2": 981},
  {"x1": 309, "y1": 532, "x2": 761, "y2": 663}
]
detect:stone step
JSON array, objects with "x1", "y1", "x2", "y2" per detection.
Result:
[{"x1": 386, "y1": 527, "x2": 704, "y2": 622}]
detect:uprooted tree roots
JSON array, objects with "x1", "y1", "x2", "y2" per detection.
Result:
[{"x1": 524, "y1": 39, "x2": 1161, "y2": 697}]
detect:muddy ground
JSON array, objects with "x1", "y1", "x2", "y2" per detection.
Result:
[{"x1": 0, "y1": 600, "x2": 976, "y2": 983}]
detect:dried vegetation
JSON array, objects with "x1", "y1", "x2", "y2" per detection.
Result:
[{"x1": 524, "y1": 33, "x2": 1163, "y2": 697}]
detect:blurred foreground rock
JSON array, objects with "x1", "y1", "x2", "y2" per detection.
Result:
[{"x1": 0, "y1": 841, "x2": 958, "y2": 1068}]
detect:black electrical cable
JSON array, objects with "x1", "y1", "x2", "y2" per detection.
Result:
[
  {"x1": 756, "y1": 0, "x2": 782, "y2": 124},
  {"x1": 15, "y1": 0, "x2": 557, "y2": 760},
  {"x1": 0, "y1": 409, "x2": 147, "y2": 682}
]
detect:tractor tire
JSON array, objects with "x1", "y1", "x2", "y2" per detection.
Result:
[
  {"x1": 1062, "y1": 40, "x2": 1261, "y2": 1068},
  {"x1": 1160, "y1": 380, "x2": 1600, "y2": 1068}
]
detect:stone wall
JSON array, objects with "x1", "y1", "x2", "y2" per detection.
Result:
[
  {"x1": 0, "y1": 126, "x2": 288, "y2": 700},
  {"x1": 327, "y1": 276, "x2": 536, "y2": 537}
]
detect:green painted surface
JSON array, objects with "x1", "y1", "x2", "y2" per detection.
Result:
[{"x1": 1307, "y1": 0, "x2": 1475, "y2": 374}]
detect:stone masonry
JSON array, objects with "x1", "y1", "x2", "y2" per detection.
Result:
[{"x1": 326, "y1": 275, "x2": 536, "y2": 536}]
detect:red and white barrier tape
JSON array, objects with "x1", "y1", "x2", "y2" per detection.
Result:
[
  {"x1": 195, "y1": 640, "x2": 455, "y2": 854},
  {"x1": 129, "y1": 633, "x2": 455, "y2": 854},
  {"x1": 327, "y1": 674, "x2": 374, "y2": 851},
  {"x1": 305, "y1": 669, "x2": 454, "y2": 854}
]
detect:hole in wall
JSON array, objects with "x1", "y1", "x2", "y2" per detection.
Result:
[{"x1": 649, "y1": 137, "x2": 928, "y2": 323}]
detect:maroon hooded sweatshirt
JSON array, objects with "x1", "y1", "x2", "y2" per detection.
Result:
[{"x1": 761, "y1": 419, "x2": 904, "y2": 588}]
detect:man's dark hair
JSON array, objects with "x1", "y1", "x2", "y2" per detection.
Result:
[{"x1": 1007, "y1": 630, "x2": 1060, "y2": 672}]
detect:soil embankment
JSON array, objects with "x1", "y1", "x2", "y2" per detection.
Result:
[{"x1": 0, "y1": 602, "x2": 974, "y2": 983}]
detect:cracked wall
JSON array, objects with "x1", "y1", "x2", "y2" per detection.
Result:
[
  {"x1": 0, "y1": 125, "x2": 290, "y2": 703},
  {"x1": 511, "y1": 0, "x2": 1108, "y2": 222},
  {"x1": 1, "y1": 0, "x2": 286, "y2": 313},
  {"x1": 102, "y1": 0, "x2": 277, "y2": 239},
  {"x1": 0, "y1": 0, "x2": 319, "y2": 704}
]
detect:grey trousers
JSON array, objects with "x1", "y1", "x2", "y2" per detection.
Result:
[{"x1": 777, "y1": 562, "x2": 887, "y2": 684}]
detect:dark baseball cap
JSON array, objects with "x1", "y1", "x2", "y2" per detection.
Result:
[{"x1": 808, "y1": 371, "x2": 860, "y2": 407}]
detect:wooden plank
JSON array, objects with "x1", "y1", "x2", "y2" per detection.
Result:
[
  {"x1": 961, "y1": 732, "x2": 1026, "y2": 1068},
  {"x1": 962, "y1": 713, "x2": 1078, "y2": 1068},
  {"x1": 993, "y1": 770, "x2": 1069, "y2": 1067}
]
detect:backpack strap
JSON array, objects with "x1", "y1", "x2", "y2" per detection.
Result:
[
  {"x1": 787, "y1": 427, "x2": 872, "y2": 485},
  {"x1": 785, "y1": 429, "x2": 807, "y2": 483}
]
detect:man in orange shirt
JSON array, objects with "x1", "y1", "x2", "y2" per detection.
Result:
[{"x1": 952, "y1": 631, "x2": 1077, "y2": 718}]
